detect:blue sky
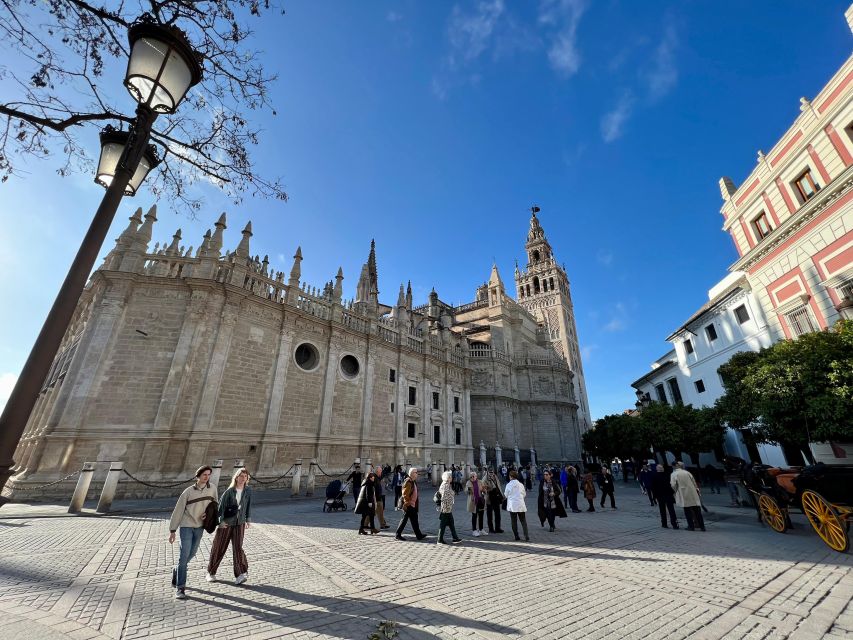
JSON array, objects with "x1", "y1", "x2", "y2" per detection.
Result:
[{"x1": 1, "y1": 1, "x2": 851, "y2": 419}]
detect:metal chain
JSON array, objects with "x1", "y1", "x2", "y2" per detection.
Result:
[
  {"x1": 250, "y1": 465, "x2": 295, "y2": 486},
  {"x1": 315, "y1": 463, "x2": 354, "y2": 478},
  {"x1": 121, "y1": 469, "x2": 195, "y2": 488},
  {"x1": 11, "y1": 469, "x2": 81, "y2": 492}
]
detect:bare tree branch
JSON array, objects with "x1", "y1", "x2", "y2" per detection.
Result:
[{"x1": 0, "y1": 0, "x2": 288, "y2": 209}]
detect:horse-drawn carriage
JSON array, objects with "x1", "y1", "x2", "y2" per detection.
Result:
[{"x1": 743, "y1": 462, "x2": 853, "y2": 552}]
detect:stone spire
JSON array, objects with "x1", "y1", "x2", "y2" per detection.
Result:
[
  {"x1": 355, "y1": 263, "x2": 370, "y2": 303},
  {"x1": 406, "y1": 281, "x2": 413, "y2": 310},
  {"x1": 288, "y1": 247, "x2": 302, "y2": 289},
  {"x1": 488, "y1": 262, "x2": 504, "y2": 289},
  {"x1": 367, "y1": 239, "x2": 379, "y2": 298},
  {"x1": 235, "y1": 221, "x2": 252, "y2": 258},
  {"x1": 396, "y1": 283, "x2": 406, "y2": 307},
  {"x1": 119, "y1": 207, "x2": 143, "y2": 243},
  {"x1": 166, "y1": 229, "x2": 182, "y2": 255},
  {"x1": 210, "y1": 212, "x2": 227, "y2": 255},
  {"x1": 333, "y1": 266, "x2": 343, "y2": 302},
  {"x1": 197, "y1": 229, "x2": 211, "y2": 257},
  {"x1": 135, "y1": 204, "x2": 158, "y2": 249}
]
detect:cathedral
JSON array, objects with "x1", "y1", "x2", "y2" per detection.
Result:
[{"x1": 7, "y1": 206, "x2": 590, "y2": 498}]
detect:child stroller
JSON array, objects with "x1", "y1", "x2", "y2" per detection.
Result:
[{"x1": 323, "y1": 479, "x2": 350, "y2": 512}]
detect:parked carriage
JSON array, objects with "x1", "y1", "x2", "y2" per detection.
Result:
[{"x1": 743, "y1": 462, "x2": 853, "y2": 552}]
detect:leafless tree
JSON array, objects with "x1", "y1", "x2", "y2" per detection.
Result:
[{"x1": 0, "y1": 0, "x2": 287, "y2": 210}]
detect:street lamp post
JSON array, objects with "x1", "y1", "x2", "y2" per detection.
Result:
[{"x1": 0, "y1": 16, "x2": 202, "y2": 502}]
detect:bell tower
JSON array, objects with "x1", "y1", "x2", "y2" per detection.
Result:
[{"x1": 515, "y1": 206, "x2": 591, "y2": 432}]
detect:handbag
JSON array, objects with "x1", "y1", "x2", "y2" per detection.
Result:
[
  {"x1": 433, "y1": 490, "x2": 442, "y2": 505},
  {"x1": 223, "y1": 503, "x2": 239, "y2": 519},
  {"x1": 501, "y1": 497, "x2": 508, "y2": 511}
]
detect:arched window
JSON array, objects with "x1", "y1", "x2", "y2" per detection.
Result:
[
  {"x1": 526, "y1": 284, "x2": 531, "y2": 296},
  {"x1": 532, "y1": 250, "x2": 541, "y2": 262},
  {"x1": 549, "y1": 277, "x2": 555, "y2": 291},
  {"x1": 533, "y1": 277, "x2": 540, "y2": 294}
]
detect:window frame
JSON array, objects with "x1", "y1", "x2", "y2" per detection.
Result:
[
  {"x1": 407, "y1": 422, "x2": 416, "y2": 439},
  {"x1": 793, "y1": 168, "x2": 820, "y2": 203},
  {"x1": 453, "y1": 396, "x2": 460, "y2": 413},
  {"x1": 705, "y1": 323, "x2": 718, "y2": 342},
  {"x1": 433, "y1": 424, "x2": 441, "y2": 445},
  {"x1": 694, "y1": 379, "x2": 706, "y2": 393},
  {"x1": 751, "y1": 211, "x2": 772, "y2": 240},
  {"x1": 432, "y1": 391, "x2": 440, "y2": 410},
  {"x1": 389, "y1": 368, "x2": 396, "y2": 383},
  {"x1": 734, "y1": 304, "x2": 750, "y2": 325},
  {"x1": 408, "y1": 386, "x2": 417, "y2": 405},
  {"x1": 784, "y1": 304, "x2": 817, "y2": 337},
  {"x1": 684, "y1": 338, "x2": 694, "y2": 355},
  {"x1": 654, "y1": 383, "x2": 668, "y2": 405}
]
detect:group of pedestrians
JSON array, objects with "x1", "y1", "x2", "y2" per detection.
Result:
[
  {"x1": 638, "y1": 461, "x2": 707, "y2": 531},
  {"x1": 168, "y1": 465, "x2": 253, "y2": 600}
]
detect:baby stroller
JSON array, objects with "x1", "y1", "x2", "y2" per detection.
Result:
[{"x1": 323, "y1": 479, "x2": 350, "y2": 512}]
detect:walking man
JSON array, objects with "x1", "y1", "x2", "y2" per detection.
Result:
[
  {"x1": 374, "y1": 465, "x2": 390, "y2": 529},
  {"x1": 671, "y1": 461, "x2": 705, "y2": 531},
  {"x1": 599, "y1": 466, "x2": 617, "y2": 509},
  {"x1": 651, "y1": 464, "x2": 679, "y2": 528},
  {"x1": 168, "y1": 466, "x2": 218, "y2": 600},
  {"x1": 395, "y1": 468, "x2": 427, "y2": 541},
  {"x1": 346, "y1": 464, "x2": 363, "y2": 502},
  {"x1": 566, "y1": 466, "x2": 581, "y2": 513}
]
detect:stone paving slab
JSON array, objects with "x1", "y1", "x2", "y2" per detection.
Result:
[{"x1": 0, "y1": 485, "x2": 851, "y2": 639}]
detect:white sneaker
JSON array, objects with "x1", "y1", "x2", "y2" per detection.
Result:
[
  {"x1": 472, "y1": 530, "x2": 480, "y2": 537},
  {"x1": 480, "y1": 530, "x2": 488, "y2": 536},
  {"x1": 235, "y1": 573, "x2": 247, "y2": 585},
  {"x1": 205, "y1": 572, "x2": 216, "y2": 583}
]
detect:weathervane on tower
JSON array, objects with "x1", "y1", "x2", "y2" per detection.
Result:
[{"x1": 530, "y1": 204, "x2": 540, "y2": 216}]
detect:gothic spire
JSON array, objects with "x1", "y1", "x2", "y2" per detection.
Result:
[
  {"x1": 333, "y1": 266, "x2": 343, "y2": 302},
  {"x1": 288, "y1": 246, "x2": 302, "y2": 285},
  {"x1": 166, "y1": 228, "x2": 182, "y2": 255},
  {"x1": 527, "y1": 205, "x2": 545, "y2": 242},
  {"x1": 396, "y1": 283, "x2": 406, "y2": 307},
  {"x1": 406, "y1": 280, "x2": 413, "y2": 310},
  {"x1": 119, "y1": 207, "x2": 143, "y2": 243},
  {"x1": 235, "y1": 221, "x2": 252, "y2": 258},
  {"x1": 367, "y1": 238, "x2": 379, "y2": 296},
  {"x1": 136, "y1": 204, "x2": 158, "y2": 249},
  {"x1": 210, "y1": 212, "x2": 227, "y2": 255}
]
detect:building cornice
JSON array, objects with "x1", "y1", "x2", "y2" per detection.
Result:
[{"x1": 729, "y1": 165, "x2": 853, "y2": 272}]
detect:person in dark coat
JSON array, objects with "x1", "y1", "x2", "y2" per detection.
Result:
[
  {"x1": 392, "y1": 465, "x2": 405, "y2": 509},
  {"x1": 639, "y1": 464, "x2": 656, "y2": 506},
  {"x1": 346, "y1": 464, "x2": 363, "y2": 502},
  {"x1": 537, "y1": 470, "x2": 568, "y2": 531},
  {"x1": 566, "y1": 466, "x2": 581, "y2": 513},
  {"x1": 354, "y1": 472, "x2": 379, "y2": 535},
  {"x1": 651, "y1": 464, "x2": 679, "y2": 528},
  {"x1": 598, "y1": 466, "x2": 617, "y2": 509}
]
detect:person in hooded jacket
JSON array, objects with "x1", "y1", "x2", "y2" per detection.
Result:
[
  {"x1": 582, "y1": 468, "x2": 597, "y2": 512},
  {"x1": 354, "y1": 471, "x2": 379, "y2": 535}
]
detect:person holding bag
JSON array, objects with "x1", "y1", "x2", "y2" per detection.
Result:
[
  {"x1": 355, "y1": 471, "x2": 379, "y2": 535},
  {"x1": 206, "y1": 467, "x2": 252, "y2": 585},
  {"x1": 483, "y1": 468, "x2": 505, "y2": 534},
  {"x1": 168, "y1": 465, "x2": 218, "y2": 600}
]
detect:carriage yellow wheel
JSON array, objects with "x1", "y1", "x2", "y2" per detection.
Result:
[
  {"x1": 801, "y1": 490, "x2": 849, "y2": 552},
  {"x1": 758, "y1": 494, "x2": 787, "y2": 533}
]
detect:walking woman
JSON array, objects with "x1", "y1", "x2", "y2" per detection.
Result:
[
  {"x1": 582, "y1": 468, "x2": 597, "y2": 512},
  {"x1": 437, "y1": 470, "x2": 462, "y2": 544},
  {"x1": 206, "y1": 467, "x2": 252, "y2": 585},
  {"x1": 465, "y1": 471, "x2": 487, "y2": 536},
  {"x1": 505, "y1": 470, "x2": 529, "y2": 541},
  {"x1": 483, "y1": 468, "x2": 505, "y2": 533},
  {"x1": 168, "y1": 465, "x2": 218, "y2": 600},
  {"x1": 538, "y1": 469, "x2": 568, "y2": 531},
  {"x1": 566, "y1": 466, "x2": 581, "y2": 513},
  {"x1": 355, "y1": 471, "x2": 380, "y2": 535}
]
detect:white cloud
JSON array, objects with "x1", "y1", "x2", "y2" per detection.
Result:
[
  {"x1": 601, "y1": 92, "x2": 634, "y2": 143},
  {"x1": 386, "y1": 11, "x2": 402, "y2": 23},
  {"x1": 601, "y1": 302, "x2": 628, "y2": 332},
  {"x1": 580, "y1": 344, "x2": 598, "y2": 362},
  {"x1": 538, "y1": 0, "x2": 586, "y2": 76},
  {"x1": 596, "y1": 249, "x2": 613, "y2": 267},
  {"x1": 447, "y1": 0, "x2": 505, "y2": 64},
  {"x1": 602, "y1": 318, "x2": 625, "y2": 332},
  {"x1": 644, "y1": 20, "x2": 678, "y2": 101},
  {"x1": 0, "y1": 372, "x2": 17, "y2": 413}
]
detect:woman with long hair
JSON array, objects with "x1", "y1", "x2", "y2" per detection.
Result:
[
  {"x1": 206, "y1": 467, "x2": 252, "y2": 585},
  {"x1": 505, "y1": 469, "x2": 530, "y2": 541}
]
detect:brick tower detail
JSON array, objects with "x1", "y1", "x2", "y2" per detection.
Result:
[{"x1": 515, "y1": 207, "x2": 591, "y2": 432}]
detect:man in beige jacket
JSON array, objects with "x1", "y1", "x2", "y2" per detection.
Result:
[{"x1": 168, "y1": 466, "x2": 218, "y2": 599}]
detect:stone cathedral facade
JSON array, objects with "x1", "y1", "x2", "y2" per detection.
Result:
[{"x1": 8, "y1": 206, "x2": 589, "y2": 497}]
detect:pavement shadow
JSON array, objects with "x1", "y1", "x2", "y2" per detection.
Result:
[{"x1": 192, "y1": 583, "x2": 517, "y2": 638}]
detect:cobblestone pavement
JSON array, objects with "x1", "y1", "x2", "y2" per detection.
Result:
[{"x1": 0, "y1": 484, "x2": 851, "y2": 639}]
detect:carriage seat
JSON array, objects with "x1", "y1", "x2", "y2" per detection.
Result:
[{"x1": 767, "y1": 467, "x2": 800, "y2": 495}]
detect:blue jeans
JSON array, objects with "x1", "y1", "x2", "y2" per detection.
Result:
[{"x1": 176, "y1": 526, "x2": 204, "y2": 588}]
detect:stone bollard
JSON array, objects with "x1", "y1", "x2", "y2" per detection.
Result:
[
  {"x1": 68, "y1": 462, "x2": 96, "y2": 514},
  {"x1": 291, "y1": 459, "x2": 302, "y2": 496},
  {"x1": 495, "y1": 443, "x2": 503, "y2": 471},
  {"x1": 530, "y1": 448, "x2": 537, "y2": 466},
  {"x1": 305, "y1": 459, "x2": 317, "y2": 496},
  {"x1": 96, "y1": 462, "x2": 124, "y2": 513},
  {"x1": 209, "y1": 459, "x2": 224, "y2": 490},
  {"x1": 365, "y1": 458, "x2": 373, "y2": 475},
  {"x1": 514, "y1": 446, "x2": 521, "y2": 466},
  {"x1": 432, "y1": 461, "x2": 441, "y2": 486}
]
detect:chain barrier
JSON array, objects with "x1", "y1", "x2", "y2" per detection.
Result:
[
  {"x1": 315, "y1": 463, "x2": 354, "y2": 479},
  {"x1": 10, "y1": 469, "x2": 81, "y2": 492},
  {"x1": 121, "y1": 469, "x2": 195, "y2": 489},
  {"x1": 250, "y1": 465, "x2": 295, "y2": 486}
]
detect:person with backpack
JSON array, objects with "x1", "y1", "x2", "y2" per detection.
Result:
[
  {"x1": 168, "y1": 465, "x2": 218, "y2": 600},
  {"x1": 395, "y1": 468, "x2": 427, "y2": 541},
  {"x1": 206, "y1": 467, "x2": 252, "y2": 585}
]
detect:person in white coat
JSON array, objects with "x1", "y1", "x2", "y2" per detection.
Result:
[
  {"x1": 504, "y1": 469, "x2": 530, "y2": 541},
  {"x1": 671, "y1": 462, "x2": 705, "y2": 531}
]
